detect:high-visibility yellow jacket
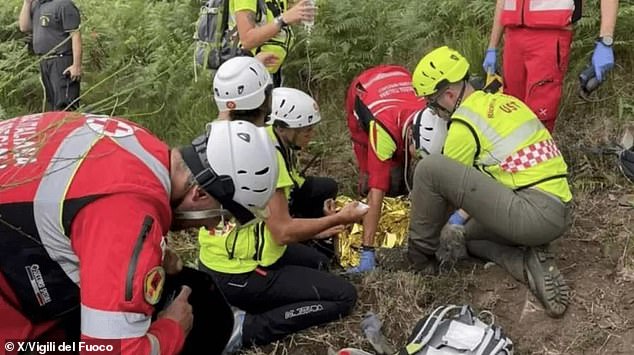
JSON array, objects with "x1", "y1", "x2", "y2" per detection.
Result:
[
  {"x1": 229, "y1": 0, "x2": 294, "y2": 74},
  {"x1": 198, "y1": 219, "x2": 287, "y2": 274},
  {"x1": 198, "y1": 126, "x2": 302, "y2": 274},
  {"x1": 266, "y1": 126, "x2": 305, "y2": 198},
  {"x1": 443, "y1": 90, "x2": 572, "y2": 202}
]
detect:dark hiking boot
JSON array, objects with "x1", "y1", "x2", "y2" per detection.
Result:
[
  {"x1": 466, "y1": 240, "x2": 526, "y2": 282},
  {"x1": 406, "y1": 248, "x2": 439, "y2": 276},
  {"x1": 524, "y1": 247, "x2": 570, "y2": 318}
]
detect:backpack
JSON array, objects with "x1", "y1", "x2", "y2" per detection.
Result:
[
  {"x1": 193, "y1": 0, "x2": 266, "y2": 71},
  {"x1": 399, "y1": 305, "x2": 514, "y2": 355}
]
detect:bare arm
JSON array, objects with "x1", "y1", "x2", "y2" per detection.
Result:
[
  {"x1": 361, "y1": 188, "x2": 384, "y2": 247},
  {"x1": 235, "y1": 10, "x2": 282, "y2": 50},
  {"x1": 599, "y1": 0, "x2": 618, "y2": 37},
  {"x1": 487, "y1": 0, "x2": 506, "y2": 49},
  {"x1": 71, "y1": 30, "x2": 81, "y2": 68},
  {"x1": 235, "y1": 0, "x2": 313, "y2": 50},
  {"x1": 63, "y1": 30, "x2": 82, "y2": 81},
  {"x1": 265, "y1": 189, "x2": 365, "y2": 245},
  {"x1": 18, "y1": 0, "x2": 33, "y2": 33}
]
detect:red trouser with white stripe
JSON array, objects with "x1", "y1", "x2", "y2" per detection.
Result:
[{"x1": 503, "y1": 27, "x2": 572, "y2": 132}]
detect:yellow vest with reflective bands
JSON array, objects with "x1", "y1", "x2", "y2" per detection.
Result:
[
  {"x1": 198, "y1": 220, "x2": 287, "y2": 274},
  {"x1": 448, "y1": 91, "x2": 572, "y2": 202},
  {"x1": 198, "y1": 126, "x2": 303, "y2": 274},
  {"x1": 266, "y1": 126, "x2": 305, "y2": 198},
  {"x1": 229, "y1": 0, "x2": 293, "y2": 74}
]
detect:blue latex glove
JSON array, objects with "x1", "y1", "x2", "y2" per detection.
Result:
[
  {"x1": 346, "y1": 249, "x2": 376, "y2": 274},
  {"x1": 448, "y1": 211, "x2": 466, "y2": 225},
  {"x1": 482, "y1": 48, "x2": 497, "y2": 75},
  {"x1": 592, "y1": 41, "x2": 614, "y2": 82}
]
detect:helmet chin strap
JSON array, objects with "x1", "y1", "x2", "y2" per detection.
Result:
[
  {"x1": 450, "y1": 80, "x2": 467, "y2": 115},
  {"x1": 277, "y1": 127, "x2": 302, "y2": 150},
  {"x1": 289, "y1": 130, "x2": 303, "y2": 150}
]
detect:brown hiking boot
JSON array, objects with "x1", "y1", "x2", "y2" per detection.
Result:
[{"x1": 523, "y1": 247, "x2": 570, "y2": 318}]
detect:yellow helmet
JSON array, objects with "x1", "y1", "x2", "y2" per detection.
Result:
[{"x1": 412, "y1": 46, "x2": 470, "y2": 97}]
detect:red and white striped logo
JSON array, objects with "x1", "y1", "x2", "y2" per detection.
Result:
[{"x1": 500, "y1": 139, "x2": 561, "y2": 173}]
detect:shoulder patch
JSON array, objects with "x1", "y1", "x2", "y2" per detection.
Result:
[
  {"x1": 86, "y1": 116, "x2": 135, "y2": 138},
  {"x1": 369, "y1": 120, "x2": 397, "y2": 161},
  {"x1": 144, "y1": 266, "x2": 165, "y2": 305}
]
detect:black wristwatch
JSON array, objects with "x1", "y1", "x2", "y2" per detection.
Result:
[
  {"x1": 598, "y1": 36, "x2": 614, "y2": 47},
  {"x1": 274, "y1": 15, "x2": 288, "y2": 29}
]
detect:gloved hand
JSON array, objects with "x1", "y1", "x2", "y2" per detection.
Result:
[
  {"x1": 360, "y1": 312, "x2": 395, "y2": 355},
  {"x1": 345, "y1": 249, "x2": 376, "y2": 274},
  {"x1": 592, "y1": 41, "x2": 614, "y2": 82},
  {"x1": 482, "y1": 48, "x2": 497, "y2": 75},
  {"x1": 448, "y1": 210, "x2": 467, "y2": 225}
]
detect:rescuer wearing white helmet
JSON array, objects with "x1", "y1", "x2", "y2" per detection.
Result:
[
  {"x1": 198, "y1": 85, "x2": 366, "y2": 351},
  {"x1": 265, "y1": 87, "x2": 344, "y2": 258},
  {"x1": 213, "y1": 56, "x2": 274, "y2": 124}
]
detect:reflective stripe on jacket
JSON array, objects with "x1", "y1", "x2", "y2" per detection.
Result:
[
  {"x1": 444, "y1": 91, "x2": 572, "y2": 202},
  {"x1": 501, "y1": 0, "x2": 575, "y2": 28},
  {"x1": 0, "y1": 112, "x2": 182, "y2": 354}
]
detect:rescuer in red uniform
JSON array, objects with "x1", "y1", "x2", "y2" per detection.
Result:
[
  {"x1": 0, "y1": 112, "x2": 278, "y2": 354},
  {"x1": 345, "y1": 65, "x2": 450, "y2": 273},
  {"x1": 483, "y1": 0, "x2": 619, "y2": 132}
]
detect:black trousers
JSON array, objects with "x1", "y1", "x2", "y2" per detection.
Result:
[
  {"x1": 289, "y1": 176, "x2": 339, "y2": 258},
  {"x1": 200, "y1": 244, "x2": 357, "y2": 346},
  {"x1": 39, "y1": 55, "x2": 80, "y2": 111}
]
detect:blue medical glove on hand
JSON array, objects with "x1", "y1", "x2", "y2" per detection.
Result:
[
  {"x1": 345, "y1": 249, "x2": 376, "y2": 274},
  {"x1": 482, "y1": 48, "x2": 497, "y2": 74},
  {"x1": 448, "y1": 210, "x2": 466, "y2": 225},
  {"x1": 592, "y1": 42, "x2": 614, "y2": 82}
]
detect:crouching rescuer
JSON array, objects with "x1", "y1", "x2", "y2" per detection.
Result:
[
  {"x1": 198, "y1": 87, "x2": 364, "y2": 351},
  {"x1": 408, "y1": 46, "x2": 572, "y2": 317}
]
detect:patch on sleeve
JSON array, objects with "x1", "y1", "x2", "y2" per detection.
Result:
[
  {"x1": 369, "y1": 121, "x2": 397, "y2": 161},
  {"x1": 143, "y1": 266, "x2": 165, "y2": 305}
]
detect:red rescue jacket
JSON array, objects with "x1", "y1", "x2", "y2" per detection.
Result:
[
  {"x1": 345, "y1": 65, "x2": 426, "y2": 195},
  {"x1": 501, "y1": 0, "x2": 576, "y2": 28},
  {"x1": 0, "y1": 112, "x2": 184, "y2": 354}
]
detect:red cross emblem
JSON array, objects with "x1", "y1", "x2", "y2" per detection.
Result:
[{"x1": 86, "y1": 116, "x2": 134, "y2": 138}]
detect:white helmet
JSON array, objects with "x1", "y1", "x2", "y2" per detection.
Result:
[
  {"x1": 180, "y1": 120, "x2": 278, "y2": 224},
  {"x1": 268, "y1": 87, "x2": 321, "y2": 128},
  {"x1": 213, "y1": 56, "x2": 273, "y2": 111},
  {"x1": 411, "y1": 107, "x2": 448, "y2": 156},
  {"x1": 206, "y1": 120, "x2": 278, "y2": 210}
]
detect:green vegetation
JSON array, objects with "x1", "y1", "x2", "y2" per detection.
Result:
[{"x1": 1, "y1": 0, "x2": 632, "y2": 153}]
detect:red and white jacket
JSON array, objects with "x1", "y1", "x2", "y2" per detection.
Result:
[
  {"x1": 345, "y1": 65, "x2": 426, "y2": 195},
  {"x1": 501, "y1": 0, "x2": 576, "y2": 28},
  {"x1": 0, "y1": 112, "x2": 183, "y2": 354}
]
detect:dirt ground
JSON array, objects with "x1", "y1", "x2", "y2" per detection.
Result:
[
  {"x1": 168, "y1": 115, "x2": 634, "y2": 355},
  {"x1": 232, "y1": 188, "x2": 633, "y2": 355}
]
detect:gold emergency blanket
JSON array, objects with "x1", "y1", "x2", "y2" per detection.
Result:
[{"x1": 335, "y1": 195, "x2": 410, "y2": 268}]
